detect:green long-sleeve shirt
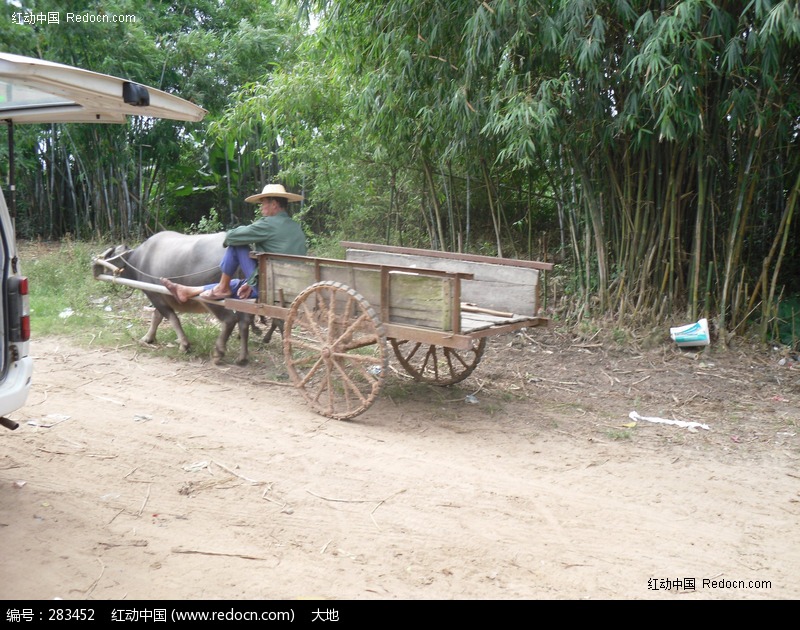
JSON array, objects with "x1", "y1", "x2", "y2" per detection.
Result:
[{"x1": 224, "y1": 211, "x2": 307, "y2": 284}]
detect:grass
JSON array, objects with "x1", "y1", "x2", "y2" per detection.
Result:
[
  {"x1": 381, "y1": 377, "x2": 416, "y2": 401},
  {"x1": 19, "y1": 239, "x2": 248, "y2": 361},
  {"x1": 22, "y1": 239, "x2": 110, "y2": 337},
  {"x1": 605, "y1": 429, "x2": 633, "y2": 441}
]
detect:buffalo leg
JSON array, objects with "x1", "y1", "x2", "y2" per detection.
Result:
[
  {"x1": 213, "y1": 320, "x2": 233, "y2": 365},
  {"x1": 164, "y1": 310, "x2": 192, "y2": 353},
  {"x1": 235, "y1": 314, "x2": 251, "y2": 366},
  {"x1": 141, "y1": 310, "x2": 164, "y2": 345},
  {"x1": 263, "y1": 318, "x2": 284, "y2": 344},
  {"x1": 142, "y1": 290, "x2": 193, "y2": 353},
  {"x1": 212, "y1": 314, "x2": 250, "y2": 367},
  {"x1": 142, "y1": 308, "x2": 191, "y2": 353}
]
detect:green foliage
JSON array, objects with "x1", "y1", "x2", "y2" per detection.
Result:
[
  {"x1": 7, "y1": 0, "x2": 800, "y2": 341},
  {"x1": 1, "y1": 0, "x2": 301, "y2": 238},
  {"x1": 22, "y1": 240, "x2": 112, "y2": 336},
  {"x1": 775, "y1": 296, "x2": 800, "y2": 350},
  {"x1": 188, "y1": 208, "x2": 224, "y2": 235}
]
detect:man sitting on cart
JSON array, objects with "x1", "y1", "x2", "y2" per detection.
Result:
[{"x1": 162, "y1": 184, "x2": 307, "y2": 302}]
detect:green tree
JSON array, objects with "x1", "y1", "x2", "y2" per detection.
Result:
[{"x1": 1, "y1": 0, "x2": 302, "y2": 238}]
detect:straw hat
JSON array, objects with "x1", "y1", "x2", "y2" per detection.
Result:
[{"x1": 245, "y1": 184, "x2": 303, "y2": 203}]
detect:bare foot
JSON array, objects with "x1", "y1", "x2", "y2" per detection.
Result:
[
  {"x1": 161, "y1": 277, "x2": 191, "y2": 303},
  {"x1": 199, "y1": 285, "x2": 232, "y2": 300}
]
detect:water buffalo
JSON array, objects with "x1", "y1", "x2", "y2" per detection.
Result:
[{"x1": 93, "y1": 231, "x2": 255, "y2": 365}]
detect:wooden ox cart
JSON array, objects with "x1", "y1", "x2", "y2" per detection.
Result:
[{"x1": 96, "y1": 241, "x2": 553, "y2": 420}]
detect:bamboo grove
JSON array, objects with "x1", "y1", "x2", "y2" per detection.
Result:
[
  {"x1": 2, "y1": 1, "x2": 800, "y2": 342},
  {"x1": 298, "y1": 0, "x2": 800, "y2": 338}
]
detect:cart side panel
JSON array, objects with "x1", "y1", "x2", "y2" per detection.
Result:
[
  {"x1": 265, "y1": 259, "x2": 453, "y2": 330},
  {"x1": 345, "y1": 248, "x2": 539, "y2": 316},
  {"x1": 265, "y1": 259, "x2": 316, "y2": 306}
]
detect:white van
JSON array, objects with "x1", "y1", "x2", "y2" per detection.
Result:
[
  {"x1": 0, "y1": 187, "x2": 29, "y2": 430},
  {"x1": 0, "y1": 53, "x2": 206, "y2": 430}
]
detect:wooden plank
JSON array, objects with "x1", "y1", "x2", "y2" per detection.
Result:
[
  {"x1": 461, "y1": 303, "x2": 515, "y2": 318},
  {"x1": 460, "y1": 312, "x2": 534, "y2": 333},
  {"x1": 459, "y1": 317, "x2": 495, "y2": 333},
  {"x1": 382, "y1": 323, "x2": 476, "y2": 350},
  {"x1": 225, "y1": 299, "x2": 287, "y2": 320},
  {"x1": 266, "y1": 260, "x2": 315, "y2": 305},
  {"x1": 345, "y1": 248, "x2": 539, "y2": 316},
  {"x1": 256, "y1": 252, "x2": 474, "y2": 280},
  {"x1": 321, "y1": 267, "x2": 453, "y2": 330},
  {"x1": 264, "y1": 259, "x2": 454, "y2": 330},
  {"x1": 383, "y1": 316, "x2": 546, "y2": 348},
  {"x1": 460, "y1": 312, "x2": 532, "y2": 325},
  {"x1": 341, "y1": 241, "x2": 554, "y2": 271}
]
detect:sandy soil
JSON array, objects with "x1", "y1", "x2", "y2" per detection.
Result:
[{"x1": 1, "y1": 315, "x2": 798, "y2": 600}]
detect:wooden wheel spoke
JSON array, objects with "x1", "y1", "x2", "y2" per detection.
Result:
[
  {"x1": 331, "y1": 359, "x2": 370, "y2": 405},
  {"x1": 297, "y1": 356, "x2": 325, "y2": 387},
  {"x1": 331, "y1": 350, "x2": 379, "y2": 364},
  {"x1": 303, "y1": 360, "x2": 331, "y2": 403},
  {"x1": 306, "y1": 367, "x2": 336, "y2": 416},
  {"x1": 336, "y1": 335, "x2": 380, "y2": 353},
  {"x1": 331, "y1": 312, "x2": 369, "y2": 348},
  {"x1": 284, "y1": 281, "x2": 387, "y2": 420},
  {"x1": 342, "y1": 293, "x2": 356, "y2": 321},
  {"x1": 291, "y1": 338, "x2": 325, "y2": 354},
  {"x1": 444, "y1": 347, "x2": 470, "y2": 373},
  {"x1": 299, "y1": 302, "x2": 325, "y2": 340},
  {"x1": 423, "y1": 345, "x2": 439, "y2": 379},
  {"x1": 402, "y1": 341, "x2": 422, "y2": 362},
  {"x1": 325, "y1": 290, "x2": 338, "y2": 334},
  {"x1": 442, "y1": 350, "x2": 456, "y2": 377},
  {"x1": 324, "y1": 368, "x2": 335, "y2": 414},
  {"x1": 391, "y1": 338, "x2": 486, "y2": 386}
]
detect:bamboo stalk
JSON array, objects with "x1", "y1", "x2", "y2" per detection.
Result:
[{"x1": 763, "y1": 169, "x2": 800, "y2": 341}]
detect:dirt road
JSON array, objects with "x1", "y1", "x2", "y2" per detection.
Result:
[{"x1": 1, "y1": 329, "x2": 798, "y2": 600}]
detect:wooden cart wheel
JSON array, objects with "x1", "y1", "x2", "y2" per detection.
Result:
[
  {"x1": 283, "y1": 281, "x2": 388, "y2": 420},
  {"x1": 390, "y1": 337, "x2": 487, "y2": 386}
]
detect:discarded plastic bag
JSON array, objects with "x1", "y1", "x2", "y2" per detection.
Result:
[
  {"x1": 670, "y1": 318, "x2": 710, "y2": 347},
  {"x1": 27, "y1": 414, "x2": 70, "y2": 428},
  {"x1": 629, "y1": 411, "x2": 710, "y2": 432}
]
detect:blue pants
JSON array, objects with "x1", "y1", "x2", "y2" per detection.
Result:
[{"x1": 203, "y1": 245, "x2": 258, "y2": 298}]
